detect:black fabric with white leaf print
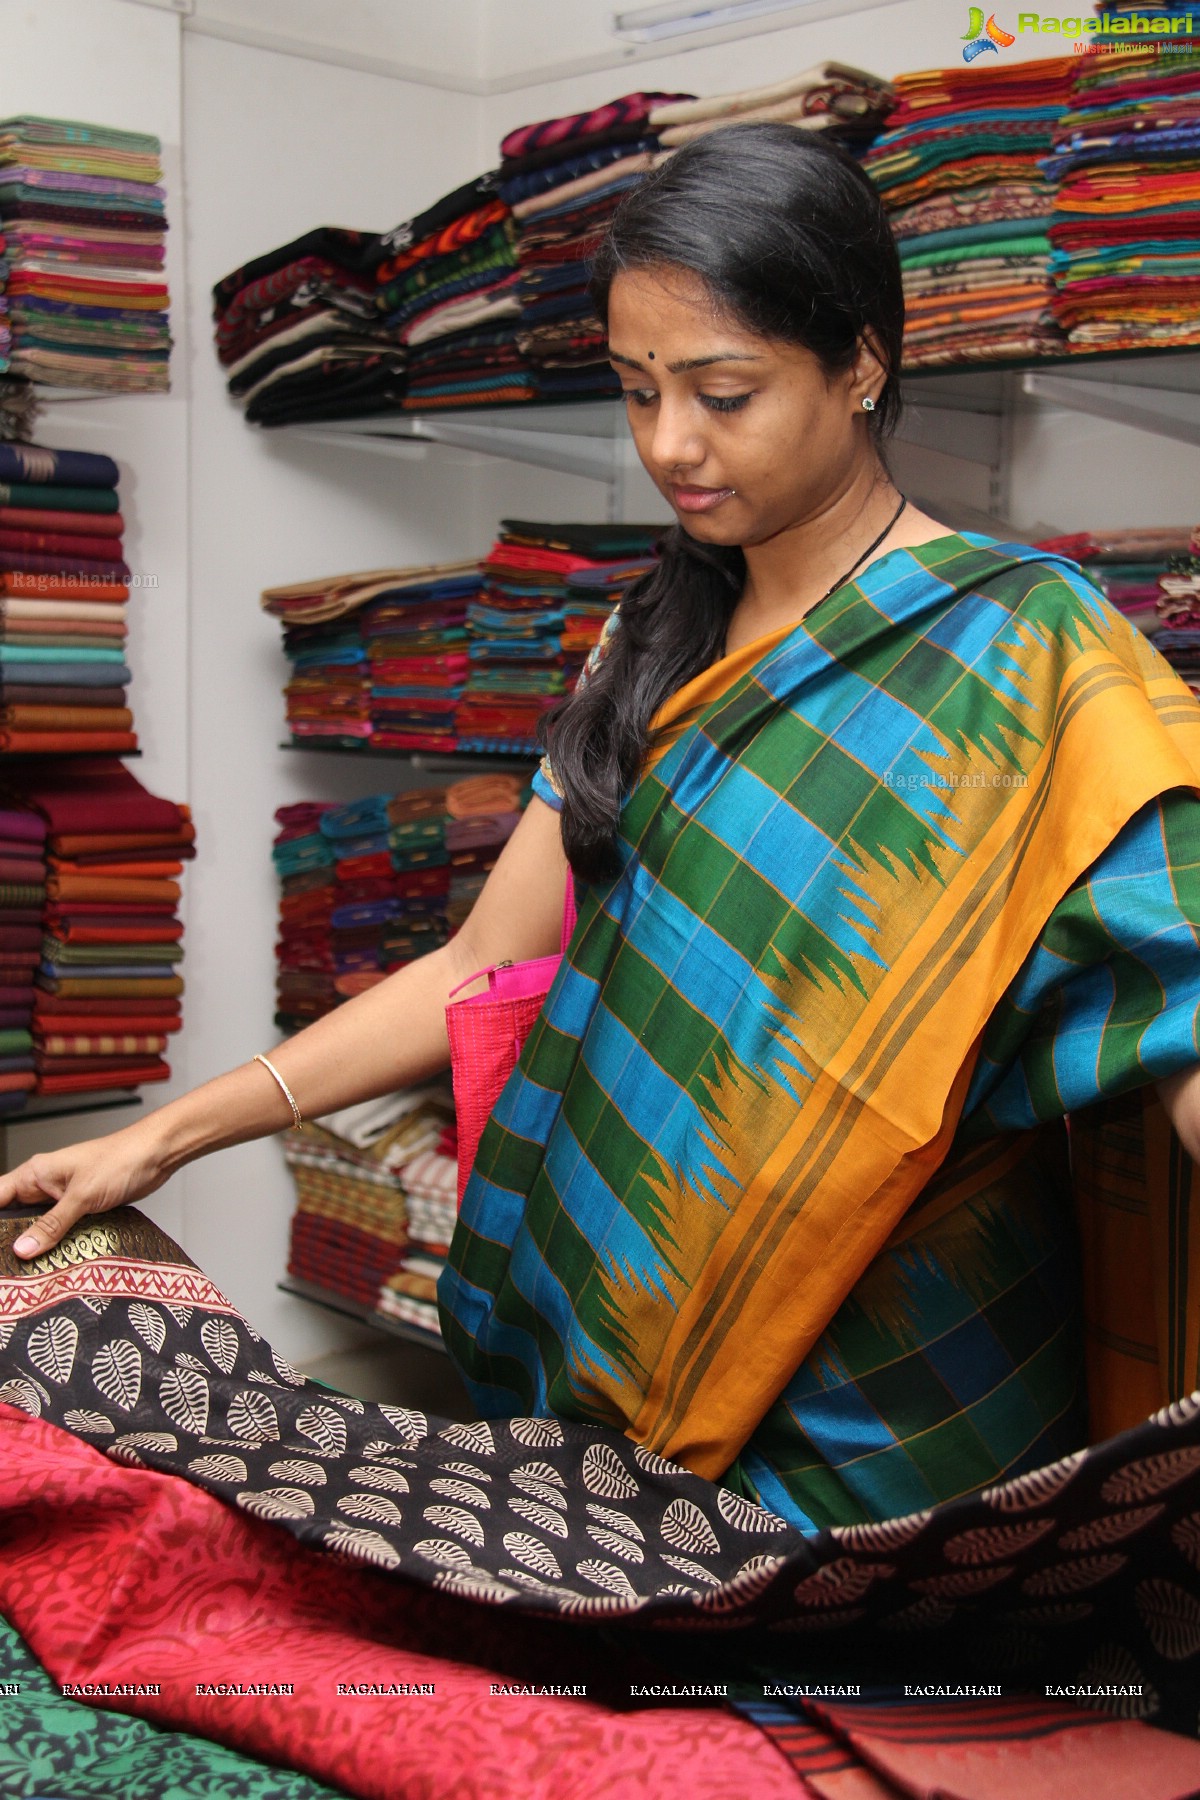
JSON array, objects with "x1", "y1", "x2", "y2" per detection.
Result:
[{"x1": 3, "y1": 1209, "x2": 1200, "y2": 1735}]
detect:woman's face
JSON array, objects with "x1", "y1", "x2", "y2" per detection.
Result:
[{"x1": 606, "y1": 264, "x2": 882, "y2": 548}]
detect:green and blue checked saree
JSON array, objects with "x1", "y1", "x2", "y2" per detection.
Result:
[{"x1": 440, "y1": 532, "x2": 1200, "y2": 1531}]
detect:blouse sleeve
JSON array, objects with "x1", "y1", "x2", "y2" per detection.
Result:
[
  {"x1": 531, "y1": 604, "x2": 622, "y2": 813},
  {"x1": 963, "y1": 787, "x2": 1200, "y2": 1135}
]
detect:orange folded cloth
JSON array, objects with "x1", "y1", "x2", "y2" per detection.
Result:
[
  {"x1": 49, "y1": 824, "x2": 196, "y2": 857},
  {"x1": 0, "y1": 1071, "x2": 36, "y2": 1094},
  {"x1": 46, "y1": 876, "x2": 181, "y2": 904},
  {"x1": 38, "y1": 975, "x2": 184, "y2": 998},
  {"x1": 0, "y1": 732, "x2": 138, "y2": 754},
  {"x1": 0, "y1": 574, "x2": 129, "y2": 601},
  {"x1": 445, "y1": 774, "x2": 527, "y2": 818},
  {"x1": 50, "y1": 860, "x2": 184, "y2": 880},
  {"x1": 48, "y1": 924, "x2": 183, "y2": 946},
  {"x1": 0, "y1": 707, "x2": 133, "y2": 730}
]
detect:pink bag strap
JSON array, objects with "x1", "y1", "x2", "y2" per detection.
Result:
[{"x1": 447, "y1": 874, "x2": 578, "y2": 1000}]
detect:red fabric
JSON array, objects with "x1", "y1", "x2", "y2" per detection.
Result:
[
  {"x1": 4, "y1": 757, "x2": 182, "y2": 835},
  {"x1": 0, "y1": 731, "x2": 138, "y2": 753},
  {"x1": 0, "y1": 1407, "x2": 800, "y2": 1800},
  {"x1": 34, "y1": 1062, "x2": 170, "y2": 1091},
  {"x1": 0, "y1": 529, "x2": 125, "y2": 559},
  {"x1": 0, "y1": 506, "x2": 125, "y2": 535}
]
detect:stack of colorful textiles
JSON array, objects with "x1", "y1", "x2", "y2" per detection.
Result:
[
  {"x1": 647, "y1": 63, "x2": 893, "y2": 152},
  {"x1": 377, "y1": 1125, "x2": 459, "y2": 1339},
  {"x1": 457, "y1": 520, "x2": 661, "y2": 752},
  {"x1": 260, "y1": 560, "x2": 481, "y2": 751},
  {"x1": 501, "y1": 92, "x2": 690, "y2": 402},
  {"x1": 0, "y1": 116, "x2": 170, "y2": 392},
  {"x1": 0, "y1": 441, "x2": 134, "y2": 753},
  {"x1": 272, "y1": 779, "x2": 527, "y2": 1027},
  {"x1": 863, "y1": 58, "x2": 1073, "y2": 366},
  {"x1": 284, "y1": 1084, "x2": 453, "y2": 1321},
  {"x1": 1038, "y1": 525, "x2": 1200, "y2": 688},
  {"x1": 0, "y1": 757, "x2": 190, "y2": 1096},
  {"x1": 371, "y1": 174, "x2": 534, "y2": 412},
  {"x1": 211, "y1": 226, "x2": 405, "y2": 427},
  {"x1": 0, "y1": 803, "x2": 45, "y2": 1113},
  {"x1": 1044, "y1": 46, "x2": 1200, "y2": 353}
]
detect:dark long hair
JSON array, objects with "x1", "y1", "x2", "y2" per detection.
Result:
[{"x1": 545, "y1": 123, "x2": 904, "y2": 882}]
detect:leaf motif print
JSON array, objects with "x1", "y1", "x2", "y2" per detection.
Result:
[
  {"x1": 793, "y1": 1558, "x2": 896, "y2": 1607},
  {"x1": 1101, "y1": 1447, "x2": 1200, "y2": 1507},
  {"x1": 1170, "y1": 1512, "x2": 1200, "y2": 1572},
  {"x1": 585, "y1": 1504, "x2": 644, "y2": 1541},
  {"x1": 63, "y1": 1409, "x2": 114, "y2": 1434},
  {"x1": 429, "y1": 1477, "x2": 491, "y2": 1510},
  {"x1": 268, "y1": 1457, "x2": 327, "y2": 1486},
  {"x1": 164, "y1": 1304, "x2": 193, "y2": 1327},
  {"x1": 238, "y1": 1487, "x2": 316, "y2": 1522},
  {"x1": 127, "y1": 1303, "x2": 166, "y2": 1354},
  {"x1": 1057, "y1": 1506, "x2": 1165, "y2": 1553},
  {"x1": 659, "y1": 1554, "x2": 721, "y2": 1587},
  {"x1": 1136, "y1": 1579, "x2": 1200, "y2": 1660},
  {"x1": 508, "y1": 1417, "x2": 564, "y2": 1448},
  {"x1": 188, "y1": 1453, "x2": 248, "y2": 1482},
  {"x1": 507, "y1": 1496, "x2": 569, "y2": 1539},
  {"x1": 423, "y1": 1505, "x2": 485, "y2": 1547},
  {"x1": 1020, "y1": 1555, "x2": 1127, "y2": 1597},
  {"x1": 26, "y1": 1315, "x2": 78, "y2": 1385},
  {"x1": 431, "y1": 1570, "x2": 517, "y2": 1605},
  {"x1": 414, "y1": 1538, "x2": 475, "y2": 1570},
  {"x1": 830, "y1": 1510, "x2": 933, "y2": 1551},
  {"x1": 661, "y1": 1499, "x2": 720, "y2": 1556},
  {"x1": 199, "y1": 1317, "x2": 239, "y2": 1375},
  {"x1": 0, "y1": 1377, "x2": 43, "y2": 1417},
  {"x1": 576, "y1": 1559, "x2": 639, "y2": 1599},
  {"x1": 295, "y1": 1404, "x2": 347, "y2": 1456},
  {"x1": 337, "y1": 1492, "x2": 404, "y2": 1527},
  {"x1": 114, "y1": 1430, "x2": 177, "y2": 1454},
  {"x1": 509, "y1": 1474, "x2": 567, "y2": 1508},
  {"x1": 1150, "y1": 1392, "x2": 1200, "y2": 1430},
  {"x1": 502, "y1": 1533, "x2": 563, "y2": 1579},
  {"x1": 512, "y1": 1460, "x2": 565, "y2": 1487},
  {"x1": 1074, "y1": 1646, "x2": 1158, "y2": 1717},
  {"x1": 438, "y1": 1461, "x2": 493, "y2": 1482},
  {"x1": 175, "y1": 1353, "x2": 207, "y2": 1371},
  {"x1": 909, "y1": 1567, "x2": 1016, "y2": 1598},
  {"x1": 323, "y1": 1522, "x2": 402, "y2": 1569},
  {"x1": 437, "y1": 1420, "x2": 495, "y2": 1457},
  {"x1": 716, "y1": 1488, "x2": 791, "y2": 1534},
  {"x1": 226, "y1": 1389, "x2": 280, "y2": 1445},
  {"x1": 92, "y1": 1338, "x2": 141, "y2": 1411},
  {"x1": 582, "y1": 1443, "x2": 639, "y2": 1499},
  {"x1": 377, "y1": 1404, "x2": 428, "y2": 1446},
  {"x1": 632, "y1": 1443, "x2": 682, "y2": 1477},
  {"x1": 271, "y1": 1351, "x2": 306, "y2": 1387},
  {"x1": 981, "y1": 1449, "x2": 1087, "y2": 1512},
  {"x1": 586, "y1": 1525, "x2": 644, "y2": 1564},
  {"x1": 325, "y1": 1394, "x2": 366, "y2": 1414},
  {"x1": 879, "y1": 1596, "x2": 956, "y2": 1632},
  {"x1": 348, "y1": 1464, "x2": 409, "y2": 1494},
  {"x1": 942, "y1": 1519, "x2": 1055, "y2": 1564},
  {"x1": 160, "y1": 1366, "x2": 209, "y2": 1437}
]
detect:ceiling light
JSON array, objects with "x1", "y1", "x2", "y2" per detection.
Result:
[{"x1": 613, "y1": 1, "x2": 816, "y2": 43}]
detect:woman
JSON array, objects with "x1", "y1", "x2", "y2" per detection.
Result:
[{"x1": 3, "y1": 127, "x2": 1200, "y2": 1778}]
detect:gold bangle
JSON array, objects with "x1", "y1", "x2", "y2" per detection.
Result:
[{"x1": 254, "y1": 1052, "x2": 304, "y2": 1131}]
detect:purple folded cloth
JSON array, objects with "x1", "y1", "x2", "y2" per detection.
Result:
[
  {"x1": 0, "y1": 807, "x2": 46, "y2": 844},
  {"x1": 444, "y1": 812, "x2": 521, "y2": 852}
]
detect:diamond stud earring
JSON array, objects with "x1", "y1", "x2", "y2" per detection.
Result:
[{"x1": 861, "y1": 396, "x2": 876, "y2": 413}]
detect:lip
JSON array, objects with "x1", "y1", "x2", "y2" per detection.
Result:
[{"x1": 667, "y1": 484, "x2": 736, "y2": 514}]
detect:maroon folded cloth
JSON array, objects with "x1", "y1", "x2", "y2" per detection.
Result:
[
  {"x1": 2, "y1": 757, "x2": 185, "y2": 835},
  {"x1": 0, "y1": 552, "x2": 130, "y2": 581},
  {"x1": 0, "y1": 684, "x2": 127, "y2": 707},
  {"x1": 0, "y1": 807, "x2": 45, "y2": 844},
  {"x1": 0, "y1": 530, "x2": 124, "y2": 560},
  {"x1": 0, "y1": 858, "x2": 46, "y2": 884}
]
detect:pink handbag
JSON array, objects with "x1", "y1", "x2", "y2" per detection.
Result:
[{"x1": 445, "y1": 879, "x2": 578, "y2": 1206}]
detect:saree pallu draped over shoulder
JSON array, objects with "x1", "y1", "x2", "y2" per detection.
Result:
[{"x1": 441, "y1": 535, "x2": 1200, "y2": 1516}]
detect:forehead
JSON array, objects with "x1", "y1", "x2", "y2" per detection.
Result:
[{"x1": 607, "y1": 264, "x2": 761, "y2": 349}]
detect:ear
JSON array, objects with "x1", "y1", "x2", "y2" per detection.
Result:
[{"x1": 851, "y1": 329, "x2": 889, "y2": 408}]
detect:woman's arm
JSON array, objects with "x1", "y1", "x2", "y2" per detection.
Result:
[
  {"x1": 1, "y1": 795, "x2": 568, "y2": 1257},
  {"x1": 1155, "y1": 1063, "x2": 1200, "y2": 1164}
]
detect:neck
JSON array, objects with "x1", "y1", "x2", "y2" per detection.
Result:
[{"x1": 739, "y1": 464, "x2": 900, "y2": 629}]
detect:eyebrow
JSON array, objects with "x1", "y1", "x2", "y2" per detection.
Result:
[{"x1": 609, "y1": 351, "x2": 764, "y2": 374}]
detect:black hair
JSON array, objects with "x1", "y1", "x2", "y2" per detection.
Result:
[{"x1": 543, "y1": 122, "x2": 905, "y2": 883}]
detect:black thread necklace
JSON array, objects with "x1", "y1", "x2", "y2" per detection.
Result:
[{"x1": 810, "y1": 491, "x2": 908, "y2": 614}]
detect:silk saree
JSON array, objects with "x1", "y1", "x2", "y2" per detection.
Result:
[{"x1": 442, "y1": 533, "x2": 1200, "y2": 1527}]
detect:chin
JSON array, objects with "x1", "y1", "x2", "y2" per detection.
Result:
[{"x1": 676, "y1": 513, "x2": 745, "y2": 547}]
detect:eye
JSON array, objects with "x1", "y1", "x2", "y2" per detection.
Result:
[
  {"x1": 621, "y1": 388, "x2": 657, "y2": 408},
  {"x1": 701, "y1": 393, "x2": 751, "y2": 414}
]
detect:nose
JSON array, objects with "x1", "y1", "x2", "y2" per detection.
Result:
[{"x1": 645, "y1": 394, "x2": 705, "y2": 478}]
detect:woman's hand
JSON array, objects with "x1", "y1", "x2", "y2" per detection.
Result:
[{"x1": 0, "y1": 1120, "x2": 170, "y2": 1260}]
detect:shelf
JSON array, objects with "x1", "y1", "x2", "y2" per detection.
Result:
[
  {"x1": 278, "y1": 1274, "x2": 447, "y2": 1356},
  {"x1": 2, "y1": 1094, "x2": 144, "y2": 1126},
  {"x1": 277, "y1": 347, "x2": 1200, "y2": 475},
  {"x1": 281, "y1": 742, "x2": 537, "y2": 772}
]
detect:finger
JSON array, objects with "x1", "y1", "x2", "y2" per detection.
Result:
[
  {"x1": 11, "y1": 1197, "x2": 83, "y2": 1260},
  {"x1": 0, "y1": 1160, "x2": 56, "y2": 1212}
]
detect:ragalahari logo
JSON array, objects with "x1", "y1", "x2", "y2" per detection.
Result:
[{"x1": 962, "y1": 7, "x2": 1017, "y2": 58}]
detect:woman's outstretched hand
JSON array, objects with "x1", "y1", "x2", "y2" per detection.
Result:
[{"x1": 0, "y1": 1122, "x2": 169, "y2": 1259}]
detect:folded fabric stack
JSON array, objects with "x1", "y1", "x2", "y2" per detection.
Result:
[
  {"x1": 501, "y1": 91, "x2": 690, "y2": 403},
  {"x1": 272, "y1": 801, "x2": 338, "y2": 1031},
  {"x1": 377, "y1": 1127, "x2": 459, "y2": 1340},
  {"x1": 0, "y1": 441, "x2": 134, "y2": 753},
  {"x1": 1044, "y1": 46, "x2": 1200, "y2": 354},
  {"x1": 284, "y1": 1084, "x2": 453, "y2": 1322},
  {"x1": 0, "y1": 802, "x2": 45, "y2": 1113},
  {"x1": 211, "y1": 225, "x2": 406, "y2": 427},
  {"x1": 369, "y1": 174, "x2": 531, "y2": 412},
  {"x1": 442, "y1": 774, "x2": 528, "y2": 930},
  {"x1": 457, "y1": 520, "x2": 661, "y2": 752},
  {"x1": 863, "y1": 58, "x2": 1073, "y2": 366},
  {"x1": 1, "y1": 757, "x2": 191, "y2": 1096},
  {"x1": 648, "y1": 63, "x2": 893, "y2": 154},
  {"x1": 1038, "y1": 524, "x2": 1200, "y2": 687},
  {"x1": 0, "y1": 116, "x2": 170, "y2": 392},
  {"x1": 261, "y1": 560, "x2": 481, "y2": 751}
]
